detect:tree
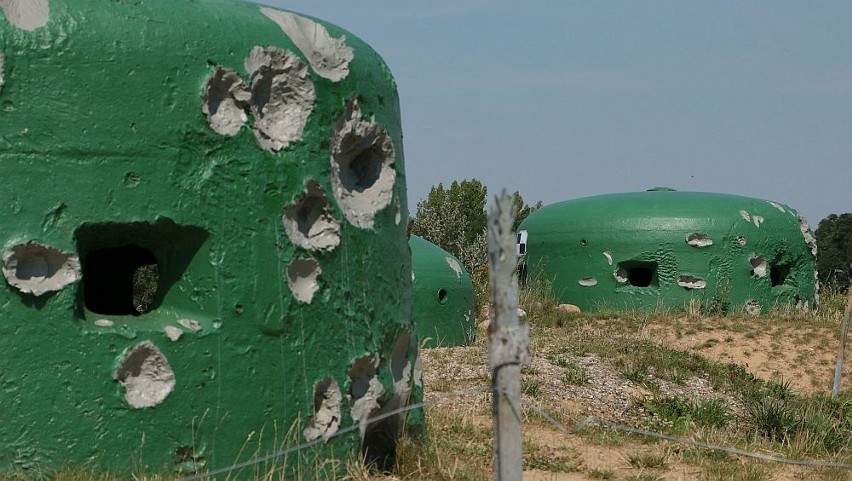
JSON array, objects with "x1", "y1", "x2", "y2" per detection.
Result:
[
  {"x1": 411, "y1": 179, "x2": 541, "y2": 272},
  {"x1": 411, "y1": 179, "x2": 488, "y2": 272},
  {"x1": 815, "y1": 213, "x2": 852, "y2": 289},
  {"x1": 511, "y1": 191, "x2": 543, "y2": 232}
]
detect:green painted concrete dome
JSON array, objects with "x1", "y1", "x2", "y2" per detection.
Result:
[
  {"x1": 518, "y1": 189, "x2": 818, "y2": 314},
  {"x1": 410, "y1": 235, "x2": 475, "y2": 347},
  {"x1": 0, "y1": 0, "x2": 418, "y2": 475}
]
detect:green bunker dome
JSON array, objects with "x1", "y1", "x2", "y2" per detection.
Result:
[
  {"x1": 0, "y1": 0, "x2": 418, "y2": 475},
  {"x1": 517, "y1": 189, "x2": 818, "y2": 314},
  {"x1": 410, "y1": 235, "x2": 475, "y2": 347}
]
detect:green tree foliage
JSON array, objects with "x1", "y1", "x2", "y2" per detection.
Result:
[
  {"x1": 411, "y1": 179, "x2": 487, "y2": 272},
  {"x1": 512, "y1": 191, "x2": 543, "y2": 232},
  {"x1": 411, "y1": 179, "x2": 541, "y2": 272},
  {"x1": 815, "y1": 213, "x2": 852, "y2": 288}
]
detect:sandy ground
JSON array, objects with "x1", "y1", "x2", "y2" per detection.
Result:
[{"x1": 419, "y1": 314, "x2": 851, "y2": 481}]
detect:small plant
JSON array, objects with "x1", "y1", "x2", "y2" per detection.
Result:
[
  {"x1": 588, "y1": 467, "x2": 616, "y2": 479},
  {"x1": 746, "y1": 397, "x2": 800, "y2": 443},
  {"x1": 560, "y1": 360, "x2": 590, "y2": 385},
  {"x1": 691, "y1": 398, "x2": 731, "y2": 428},
  {"x1": 521, "y1": 377, "x2": 542, "y2": 398},
  {"x1": 626, "y1": 451, "x2": 669, "y2": 469}
]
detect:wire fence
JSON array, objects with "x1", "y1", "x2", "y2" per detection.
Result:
[{"x1": 181, "y1": 380, "x2": 852, "y2": 480}]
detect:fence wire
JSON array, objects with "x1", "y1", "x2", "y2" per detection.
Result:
[{"x1": 182, "y1": 381, "x2": 852, "y2": 480}]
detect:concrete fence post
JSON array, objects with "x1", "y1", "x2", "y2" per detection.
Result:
[{"x1": 487, "y1": 191, "x2": 529, "y2": 480}]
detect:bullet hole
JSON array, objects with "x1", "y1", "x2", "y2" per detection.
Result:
[
  {"x1": 287, "y1": 257, "x2": 321, "y2": 304},
  {"x1": 348, "y1": 354, "x2": 385, "y2": 438},
  {"x1": 770, "y1": 264, "x2": 791, "y2": 287},
  {"x1": 752, "y1": 215, "x2": 764, "y2": 228},
  {"x1": 737, "y1": 235, "x2": 747, "y2": 247},
  {"x1": 283, "y1": 180, "x2": 341, "y2": 251},
  {"x1": 202, "y1": 68, "x2": 250, "y2": 136},
  {"x1": 349, "y1": 348, "x2": 408, "y2": 472},
  {"x1": 579, "y1": 239, "x2": 588, "y2": 246},
  {"x1": 686, "y1": 233, "x2": 713, "y2": 248},
  {"x1": 616, "y1": 261, "x2": 657, "y2": 288},
  {"x1": 445, "y1": 256, "x2": 462, "y2": 278},
  {"x1": 413, "y1": 356, "x2": 423, "y2": 388},
  {"x1": 2, "y1": 242, "x2": 80, "y2": 296},
  {"x1": 437, "y1": 288, "x2": 448, "y2": 304},
  {"x1": 745, "y1": 300, "x2": 761, "y2": 316},
  {"x1": 797, "y1": 214, "x2": 818, "y2": 257},
  {"x1": 163, "y1": 325, "x2": 182, "y2": 342},
  {"x1": 259, "y1": 7, "x2": 354, "y2": 82},
  {"x1": 123, "y1": 171, "x2": 141, "y2": 187},
  {"x1": 331, "y1": 99, "x2": 396, "y2": 229},
  {"x1": 175, "y1": 446, "x2": 207, "y2": 474},
  {"x1": 303, "y1": 377, "x2": 342, "y2": 442},
  {"x1": 0, "y1": 0, "x2": 49, "y2": 31},
  {"x1": 602, "y1": 251, "x2": 613, "y2": 265},
  {"x1": 113, "y1": 341, "x2": 175, "y2": 408},
  {"x1": 178, "y1": 318, "x2": 201, "y2": 331},
  {"x1": 235, "y1": 304, "x2": 244, "y2": 314},
  {"x1": 677, "y1": 275, "x2": 706, "y2": 289},
  {"x1": 245, "y1": 46, "x2": 315, "y2": 152},
  {"x1": 768, "y1": 201, "x2": 786, "y2": 213},
  {"x1": 750, "y1": 256, "x2": 767, "y2": 278},
  {"x1": 390, "y1": 331, "x2": 411, "y2": 388},
  {"x1": 578, "y1": 277, "x2": 597, "y2": 287}
]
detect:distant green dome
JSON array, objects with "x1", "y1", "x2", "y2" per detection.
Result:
[
  {"x1": 518, "y1": 190, "x2": 818, "y2": 314},
  {"x1": 410, "y1": 235, "x2": 475, "y2": 347}
]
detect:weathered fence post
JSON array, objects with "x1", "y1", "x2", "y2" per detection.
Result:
[
  {"x1": 831, "y1": 288, "x2": 852, "y2": 398},
  {"x1": 488, "y1": 191, "x2": 529, "y2": 480}
]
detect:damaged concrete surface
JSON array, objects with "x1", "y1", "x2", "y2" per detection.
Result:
[
  {"x1": 518, "y1": 190, "x2": 818, "y2": 313},
  {"x1": 283, "y1": 180, "x2": 341, "y2": 251},
  {"x1": 686, "y1": 233, "x2": 713, "y2": 247},
  {"x1": 303, "y1": 377, "x2": 342, "y2": 442},
  {"x1": 390, "y1": 332, "x2": 414, "y2": 407},
  {"x1": 245, "y1": 46, "x2": 315, "y2": 151},
  {"x1": 287, "y1": 257, "x2": 321, "y2": 304},
  {"x1": 113, "y1": 341, "x2": 175, "y2": 409},
  {"x1": 750, "y1": 255, "x2": 767, "y2": 278},
  {"x1": 0, "y1": 0, "x2": 49, "y2": 31},
  {"x1": 259, "y1": 7, "x2": 354, "y2": 82},
  {"x1": 677, "y1": 275, "x2": 706, "y2": 289},
  {"x1": 2, "y1": 242, "x2": 80, "y2": 296},
  {"x1": 348, "y1": 354, "x2": 385, "y2": 438},
  {"x1": 202, "y1": 68, "x2": 250, "y2": 136},
  {"x1": 445, "y1": 256, "x2": 462, "y2": 279},
  {"x1": 330, "y1": 99, "x2": 396, "y2": 229},
  {"x1": 0, "y1": 0, "x2": 417, "y2": 473}
]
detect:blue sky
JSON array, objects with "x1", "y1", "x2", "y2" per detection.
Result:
[{"x1": 257, "y1": 0, "x2": 851, "y2": 227}]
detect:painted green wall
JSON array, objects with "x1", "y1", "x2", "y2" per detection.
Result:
[
  {"x1": 0, "y1": 0, "x2": 420, "y2": 475},
  {"x1": 518, "y1": 189, "x2": 818, "y2": 313},
  {"x1": 410, "y1": 235, "x2": 475, "y2": 348}
]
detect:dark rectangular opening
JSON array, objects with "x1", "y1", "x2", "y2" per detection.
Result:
[
  {"x1": 617, "y1": 260, "x2": 658, "y2": 288},
  {"x1": 75, "y1": 219, "x2": 208, "y2": 318}
]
